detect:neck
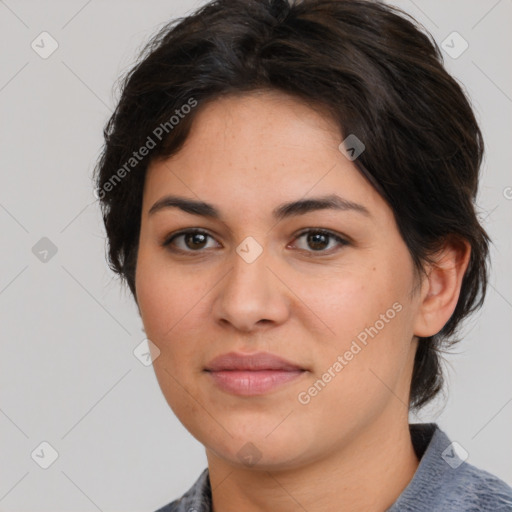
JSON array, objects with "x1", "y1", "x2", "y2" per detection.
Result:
[{"x1": 206, "y1": 408, "x2": 420, "y2": 512}]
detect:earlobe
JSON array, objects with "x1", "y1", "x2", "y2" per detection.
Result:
[{"x1": 413, "y1": 238, "x2": 471, "y2": 338}]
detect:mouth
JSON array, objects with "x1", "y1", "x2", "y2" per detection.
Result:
[
  {"x1": 205, "y1": 351, "x2": 304, "y2": 372},
  {"x1": 204, "y1": 351, "x2": 307, "y2": 396}
]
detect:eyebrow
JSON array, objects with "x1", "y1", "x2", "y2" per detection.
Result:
[{"x1": 148, "y1": 193, "x2": 371, "y2": 221}]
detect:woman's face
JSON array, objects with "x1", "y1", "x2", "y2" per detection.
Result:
[{"x1": 135, "y1": 90, "x2": 423, "y2": 469}]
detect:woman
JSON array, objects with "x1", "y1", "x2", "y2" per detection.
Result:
[{"x1": 94, "y1": 0, "x2": 512, "y2": 510}]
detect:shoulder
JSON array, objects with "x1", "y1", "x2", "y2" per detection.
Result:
[
  {"x1": 429, "y1": 424, "x2": 512, "y2": 511},
  {"x1": 439, "y1": 460, "x2": 512, "y2": 511},
  {"x1": 153, "y1": 468, "x2": 212, "y2": 512},
  {"x1": 388, "y1": 423, "x2": 512, "y2": 512}
]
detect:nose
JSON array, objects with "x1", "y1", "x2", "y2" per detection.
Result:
[{"x1": 211, "y1": 243, "x2": 290, "y2": 333}]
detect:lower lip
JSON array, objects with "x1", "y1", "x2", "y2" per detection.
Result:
[{"x1": 206, "y1": 370, "x2": 306, "y2": 396}]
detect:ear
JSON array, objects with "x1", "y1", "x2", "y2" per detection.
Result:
[{"x1": 413, "y1": 237, "x2": 471, "y2": 338}]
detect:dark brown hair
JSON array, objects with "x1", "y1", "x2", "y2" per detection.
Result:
[{"x1": 94, "y1": 0, "x2": 490, "y2": 410}]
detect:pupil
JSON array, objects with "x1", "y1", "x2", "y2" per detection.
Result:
[
  {"x1": 187, "y1": 233, "x2": 207, "y2": 249},
  {"x1": 309, "y1": 233, "x2": 328, "y2": 250}
]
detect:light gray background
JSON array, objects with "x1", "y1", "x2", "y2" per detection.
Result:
[{"x1": 0, "y1": 0, "x2": 511, "y2": 510}]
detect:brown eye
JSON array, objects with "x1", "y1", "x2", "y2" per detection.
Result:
[
  {"x1": 182, "y1": 232, "x2": 208, "y2": 250},
  {"x1": 163, "y1": 230, "x2": 218, "y2": 252},
  {"x1": 291, "y1": 229, "x2": 349, "y2": 253},
  {"x1": 162, "y1": 228, "x2": 349, "y2": 256},
  {"x1": 305, "y1": 232, "x2": 330, "y2": 250}
]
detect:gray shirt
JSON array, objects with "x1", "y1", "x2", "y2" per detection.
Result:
[{"x1": 155, "y1": 423, "x2": 512, "y2": 511}]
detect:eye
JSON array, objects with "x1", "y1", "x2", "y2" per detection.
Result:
[
  {"x1": 290, "y1": 229, "x2": 349, "y2": 254},
  {"x1": 162, "y1": 229, "x2": 219, "y2": 253},
  {"x1": 162, "y1": 228, "x2": 349, "y2": 255}
]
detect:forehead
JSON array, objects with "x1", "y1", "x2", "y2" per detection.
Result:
[{"x1": 142, "y1": 91, "x2": 385, "y2": 221}]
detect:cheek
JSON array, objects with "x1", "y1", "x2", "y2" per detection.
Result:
[
  {"x1": 298, "y1": 261, "x2": 414, "y2": 378},
  {"x1": 295, "y1": 267, "x2": 400, "y2": 338},
  {"x1": 136, "y1": 249, "x2": 206, "y2": 341},
  {"x1": 135, "y1": 255, "x2": 211, "y2": 413},
  {"x1": 297, "y1": 276, "x2": 412, "y2": 424}
]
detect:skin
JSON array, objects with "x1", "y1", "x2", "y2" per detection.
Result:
[{"x1": 135, "y1": 90, "x2": 470, "y2": 512}]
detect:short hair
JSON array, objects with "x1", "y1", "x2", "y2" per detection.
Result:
[{"x1": 94, "y1": 0, "x2": 490, "y2": 410}]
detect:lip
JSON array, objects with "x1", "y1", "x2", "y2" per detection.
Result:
[
  {"x1": 204, "y1": 352, "x2": 307, "y2": 396},
  {"x1": 205, "y1": 351, "x2": 304, "y2": 371}
]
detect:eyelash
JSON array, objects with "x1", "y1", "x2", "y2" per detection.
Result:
[{"x1": 162, "y1": 228, "x2": 349, "y2": 256}]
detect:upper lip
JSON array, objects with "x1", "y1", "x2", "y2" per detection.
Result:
[{"x1": 205, "y1": 352, "x2": 304, "y2": 371}]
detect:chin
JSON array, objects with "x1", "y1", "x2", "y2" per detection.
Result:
[
  {"x1": 207, "y1": 439, "x2": 311, "y2": 471},
  {"x1": 198, "y1": 420, "x2": 316, "y2": 468}
]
